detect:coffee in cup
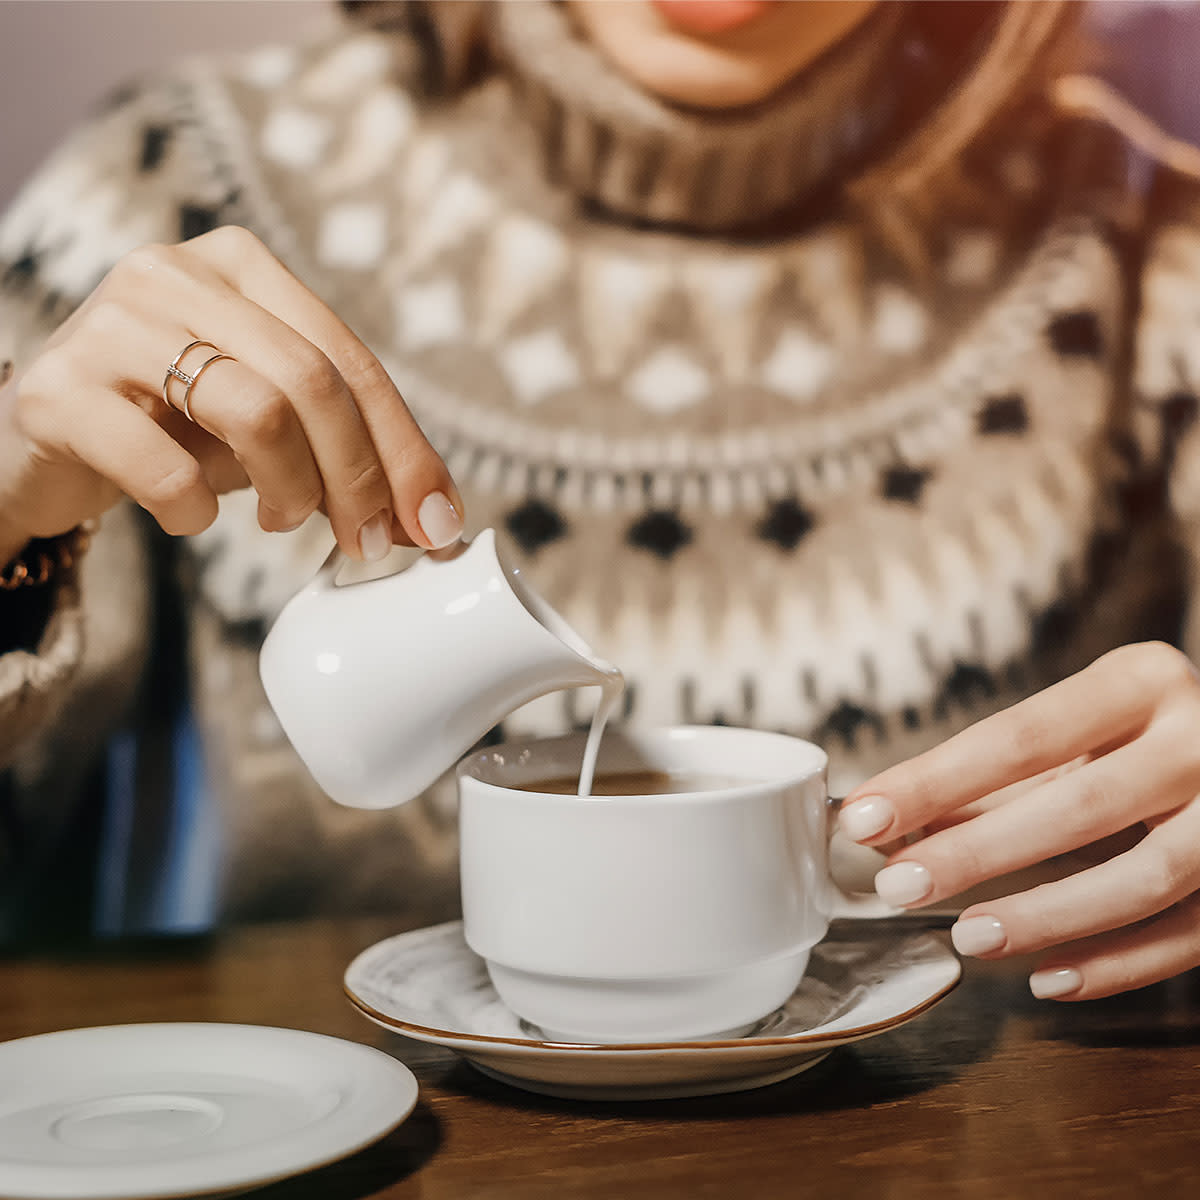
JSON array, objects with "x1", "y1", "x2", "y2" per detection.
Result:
[{"x1": 526, "y1": 769, "x2": 744, "y2": 796}]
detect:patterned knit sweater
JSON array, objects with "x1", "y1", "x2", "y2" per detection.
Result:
[{"x1": 3, "y1": 2, "x2": 1200, "y2": 925}]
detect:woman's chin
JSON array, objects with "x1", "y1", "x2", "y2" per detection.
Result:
[
  {"x1": 567, "y1": 0, "x2": 880, "y2": 112},
  {"x1": 597, "y1": 39, "x2": 792, "y2": 110}
]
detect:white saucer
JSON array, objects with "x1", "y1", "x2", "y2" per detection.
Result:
[
  {"x1": 0, "y1": 1023, "x2": 419, "y2": 1200},
  {"x1": 344, "y1": 921, "x2": 961, "y2": 1101}
]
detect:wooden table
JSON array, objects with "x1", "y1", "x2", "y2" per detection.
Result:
[{"x1": 3, "y1": 916, "x2": 1199, "y2": 1199}]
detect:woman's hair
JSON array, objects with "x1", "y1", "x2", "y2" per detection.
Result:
[{"x1": 853, "y1": 0, "x2": 1084, "y2": 268}]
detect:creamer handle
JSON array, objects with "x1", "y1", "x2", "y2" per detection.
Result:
[
  {"x1": 312, "y1": 543, "x2": 346, "y2": 592},
  {"x1": 311, "y1": 534, "x2": 471, "y2": 594}
]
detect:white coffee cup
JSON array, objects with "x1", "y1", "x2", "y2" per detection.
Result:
[{"x1": 458, "y1": 725, "x2": 893, "y2": 1044}]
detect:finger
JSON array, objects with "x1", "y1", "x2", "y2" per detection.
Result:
[
  {"x1": 109, "y1": 242, "x2": 394, "y2": 559},
  {"x1": 165, "y1": 404, "x2": 253, "y2": 495},
  {"x1": 1027, "y1": 889, "x2": 1200, "y2": 1001},
  {"x1": 194, "y1": 449, "x2": 252, "y2": 495},
  {"x1": 193, "y1": 300, "x2": 390, "y2": 558},
  {"x1": 919, "y1": 757, "x2": 1093, "y2": 835},
  {"x1": 949, "y1": 800, "x2": 1200, "y2": 960},
  {"x1": 74, "y1": 299, "x2": 326, "y2": 534},
  {"x1": 190, "y1": 305, "x2": 390, "y2": 556},
  {"x1": 184, "y1": 226, "x2": 463, "y2": 549},
  {"x1": 840, "y1": 644, "x2": 1190, "y2": 844},
  {"x1": 33, "y1": 389, "x2": 217, "y2": 536},
  {"x1": 878, "y1": 730, "x2": 1194, "y2": 908},
  {"x1": 166, "y1": 352, "x2": 324, "y2": 533}
]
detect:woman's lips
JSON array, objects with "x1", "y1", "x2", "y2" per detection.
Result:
[{"x1": 649, "y1": 1, "x2": 775, "y2": 38}]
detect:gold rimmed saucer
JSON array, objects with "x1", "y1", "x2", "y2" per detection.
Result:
[{"x1": 344, "y1": 921, "x2": 960, "y2": 1100}]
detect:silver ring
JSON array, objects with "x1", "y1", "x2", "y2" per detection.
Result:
[{"x1": 162, "y1": 339, "x2": 235, "y2": 423}]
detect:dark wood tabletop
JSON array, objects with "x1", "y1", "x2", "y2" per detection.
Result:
[{"x1": 3, "y1": 914, "x2": 1199, "y2": 1199}]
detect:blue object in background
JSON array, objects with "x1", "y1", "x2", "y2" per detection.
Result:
[{"x1": 95, "y1": 708, "x2": 221, "y2": 937}]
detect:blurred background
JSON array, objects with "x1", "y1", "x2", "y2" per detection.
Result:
[
  {"x1": 2, "y1": 1, "x2": 1200, "y2": 211},
  {"x1": 0, "y1": 1, "x2": 336, "y2": 209}
]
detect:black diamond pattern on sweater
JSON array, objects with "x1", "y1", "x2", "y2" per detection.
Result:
[
  {"x1": 757, "y1": 498, "x2": 815, "y2": 550},
  {"x1": 881, "y1": 465, "x2": 931, "y2": 504},
  {"x1": 1162, "y1": 391, "x2": 1199, "y2": 450},
  {"x1": 816, "y1": 700, "x2": 885, "y2": 750},
  {"x1": 1047, "y1": 310, "x2": 1104, "y2": 359},
  {"x1": 1031, "y1": 599, "x2": 1081, "y2": 654},
  {"x1": 180, "y1": 203, "x2": 221, "y2": 241},
  {"x1": 139, "y1": 125, "x2": 172, "y2": 172},
  {"x1": 978, "y1": 393, "x2": 1029, "y2": 435},
  {"x1": 933, "y1": 662, "x2": 998, "y2": 719},
  {"x1": 941, "y1": 661, "x2": 997, "y2": 704},
  {"x1": 505, "y1": 498, "x2": 567, "y2": 554},
  {"x1": 628, "y1": 510, "x2": 693, "y2": 560},
  {"x1": 3, "y1": 246, "x2": 40, "y2": 288}
]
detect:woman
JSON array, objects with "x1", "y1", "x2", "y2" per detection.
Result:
[{"x1": 1, "y1": 0, "x2": 1199, "y2": 1001}]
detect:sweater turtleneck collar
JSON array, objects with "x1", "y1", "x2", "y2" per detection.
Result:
[{"x1": 485, "y1": 0, "x2": 909, "y2": 232}]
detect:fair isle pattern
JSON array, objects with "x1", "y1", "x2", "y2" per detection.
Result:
[
  {"x1": 0, "y1": 13, "x2": 1196, "y2": 899},
  {"x1": 182, "y1": 36, "x2": 1116, "y2": 518},
  {"x1": 172, "y1": 33, "x2": 1145, "y2": 786}
]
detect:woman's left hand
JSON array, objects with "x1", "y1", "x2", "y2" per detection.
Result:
[{"x1": 838, "y1": 641, "x2": 1200, "y2": 1001}]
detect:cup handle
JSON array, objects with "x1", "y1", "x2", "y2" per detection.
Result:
[{"x1": 824, "y1": 796, "x2": 902, "y2": 920}]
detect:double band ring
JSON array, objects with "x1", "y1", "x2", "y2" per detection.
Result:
[{"x1": 162, "y1": 339, "x2": 235, "y2": 422}]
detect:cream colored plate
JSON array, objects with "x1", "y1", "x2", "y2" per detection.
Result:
[
  {"x1": 345, "y1": 921, "x2": 960, "y2": 1101},
  {"x1": 0, "y1": 1023, "x2": 418, "y2": 1200}
]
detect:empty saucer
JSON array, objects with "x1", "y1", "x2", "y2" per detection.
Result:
[
  {"x1": 344, "y1": 921, "x2": 960, "y2": 1101},
  {"x1": 0, "y1": 1023, "x2": 419, "y2": 1200}
]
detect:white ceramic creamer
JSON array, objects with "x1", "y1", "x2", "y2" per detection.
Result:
[{"x1": 259, "y1": 529, "x2": 620, "y2": 808}]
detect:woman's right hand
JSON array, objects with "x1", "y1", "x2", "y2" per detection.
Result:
[{"x1": 0, "y1": 225, "x2": 464, "y2": 565}]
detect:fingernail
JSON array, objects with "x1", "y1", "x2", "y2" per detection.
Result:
[
  {"x1": 839, "y1": 795, "x2": 895, "y2": 841},
  {"x1": 951, "y1": 915, "x2": 1007, "y2": 957},
  {"x1": 358, "y1": 511, "x2": 392, "y2": 562},
  {"x1": 874, "y1": 861, "x2": 933, "y2": 907},
  {"x1": 1029, "y1": 967, "x2": 1083, "y2": 1000},
  {"x1": 418, "y1": 490, "x2": 462, "y2": 549}
]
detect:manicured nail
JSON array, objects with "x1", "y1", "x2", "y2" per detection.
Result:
[
  {"x1": 358, "y1": 511, "x2": 392, "y2": 562},
  {"x1": 418, "y1": 491, "x2": 463, "y2": 549},
  {"x1": 839, "y1": 795, "x2": 895, "y2": 842},
  {"x1": 1029, "y1": 967, "x2": 1083, "y2": 1000},
  {"x1": 874, "y1": 861, "x2": 933, "y2": 907},
  {"x1": 951, "y1": 915, "x2": 1007, "y2": 957}
]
